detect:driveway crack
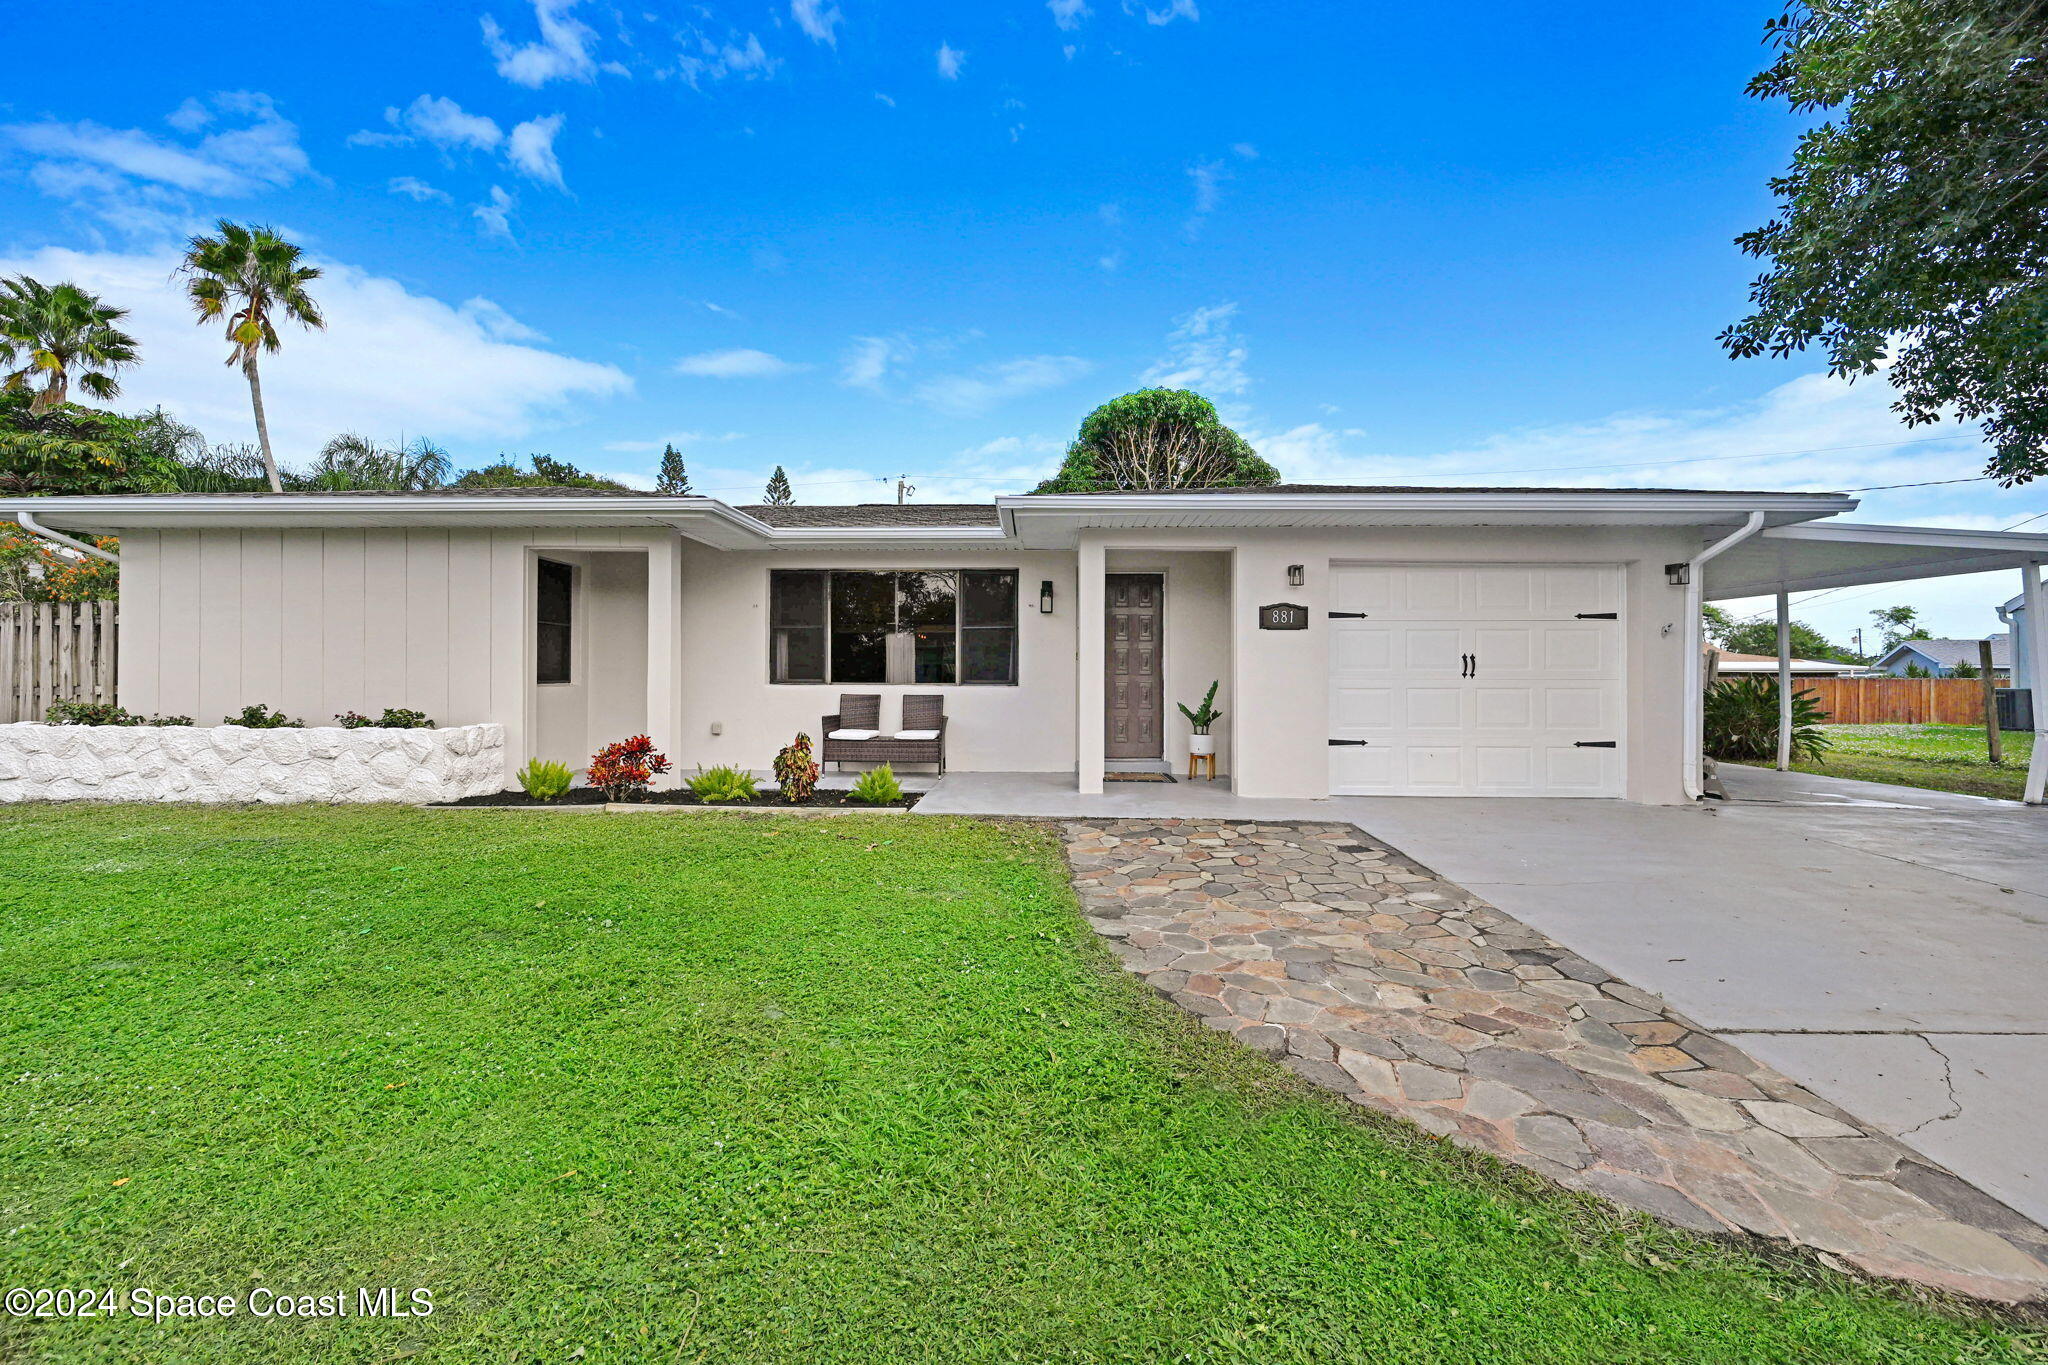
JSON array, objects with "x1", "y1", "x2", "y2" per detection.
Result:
[{"x1": 1897, "y1": 1035, "x2": 1964, "y2": 1136}]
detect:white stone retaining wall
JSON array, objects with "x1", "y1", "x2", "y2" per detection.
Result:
[{"x1": 0, "y1": 723, "x2": 506, "y2": 804}]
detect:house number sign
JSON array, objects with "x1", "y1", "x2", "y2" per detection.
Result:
[{"x1": 1258, "y1": 602, "x2": 1309, "y2": 630}]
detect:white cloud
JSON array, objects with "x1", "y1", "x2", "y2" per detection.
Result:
[
  {"x1": 1142, "y1": 302, "x2": 1250, "y2": 396},
  {"x1": 914, "y1": 355, "x2": 1091, "y2": 416},
  {"x1": 1140, "y1": 0, "x2": 1199, "y2": 23},
  {"x1": 482, "y1": 0, "x2": 602, "y2": 87},
  {"x1": 1184, "y1": 157, "x2": 1224, "y2": 234},
  {"x1": 703, "y1": 301, "x2": 742, "y2": 319},
  {"x1": 1232, "y1": 141, "x2": 1258, "y2": 160},
  {"x1": 506, "y1": 114, "x2": 567, "y2": 188},
  {"x1": 388, "y1": 176, "x2": 452, "y2": 204},
  {"x1": 4, "y1": 92, "x2": 309, "y2": 219},
  {"x1": 390, "y1": 94, "x2": 504, "y2": 152},
  {"x1": 791, "y1": 0, "x2": 842, "y2": 45},
  {"x1": 674, "y1": 348, "x2": 804, "y2": 378},
  {"x1": 459, "y1": 296, "x2": 546, "y2": 342},
  {"x1": 0, "y1": 245, "x2": 629, "y2": 458},
  {"x1": 1048, "y1": 0, "x2": 1091, "y2": 28},
  {"x1": 676, "y1": 31, "x2": 778, "y2": 86},
  {"x1": 840, "y1": 335, "x2": 909, "y2": 389},
  {"x1": 473, "y1": 185, "x2": 517, "y2": 238},
  {"x1": 874, "y1": 91, "x2": 897, "y2": 107},
  {"x1": 936, "y1": 41, "x2": 966, "y2": 80}
]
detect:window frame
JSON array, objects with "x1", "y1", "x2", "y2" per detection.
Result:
[
  {"x1": 535, "y1": 556, "x2": 577, "y2": 687},
  {"x1": 768, "y1": 568, "x2": 1020, "y2": 686}
]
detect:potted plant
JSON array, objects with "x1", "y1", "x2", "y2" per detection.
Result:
[{"x1": 1178, "y1": 681, "x2": 1223, "y2": 756}]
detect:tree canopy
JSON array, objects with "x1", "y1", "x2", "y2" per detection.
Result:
[
  {"x1": 763, "y1": 465, "x2": 794, "y2": 505},
  {"x1": 0, "y1": 391, "x2": 182, "y2": 496},
  {"x1": 452, "y1": 454, "x2": 634, "y2": 491},
  {"x1": 657, "y1": 443, "x2": 692, "y2": 495},
  {"x1": 1721, "y1": 0, "x2": 2048, "y2": 484},
  {"x1": 0, "y1": 276, "x2": 139, "y2": 414},
  {"x1": 1033, "y1": 388, "x2": 1279, "y2": 493}
]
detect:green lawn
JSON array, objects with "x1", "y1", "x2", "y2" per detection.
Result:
[
  {"x1": 1795, "y1": 724, "x2": 2037, "y2": 800},
  {"x1": 1, "y1": 807, "x2": 2040, "y2": 1364}
]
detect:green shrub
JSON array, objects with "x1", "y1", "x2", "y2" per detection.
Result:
[
  {"x1": 517, "y1": 758, "x2": 574, "y2": 802},
  {"x1": 688, "y1": 764, "x2": 760, "y2": 803},
  {"x1": 773, "y1": 732, "x2": 820, "y2": 803},
  {"x1": 224, "y1": 704, "x2": 301, "y2": 729},
  {"x1": 1704, "y1": 677, "x2": 1832, "y2": 762},
  {"x1": 848, "y1": 764, "x2": 905, "y2": 805},
  {"x1": 44, "y1": 701, "x2": 191, "y2": 726},
  {"x1": 336, "y1": 707, "x2": 437, "y2": 729}
]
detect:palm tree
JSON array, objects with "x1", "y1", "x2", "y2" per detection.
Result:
[
  {"x1": 0, "y1": 276, "x2": 140, "y2": 414},
  {"x1": 300, "y1": 433, "x2": 451, "y2": 491},
  {"x1": 177, "y1": 221, "x2": 324, "y2": 493}
]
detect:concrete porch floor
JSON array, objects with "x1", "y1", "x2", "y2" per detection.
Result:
[{"x1": 914, "y1": 766, "x2": 2048, "y2": 1229}]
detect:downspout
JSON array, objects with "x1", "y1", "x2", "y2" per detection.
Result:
[
  {"x1": 1682, "y1": 510, "x2": 1767, "y2": 800},
  {"x1": 14, "y1": 510, "x2": 119, "y2": 564}
]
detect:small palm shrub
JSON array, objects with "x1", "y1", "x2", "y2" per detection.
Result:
[
  {"x1": 224, "y1": 704, "x2": 301, "y2": 728},
  {"x1": 588, "y1": 735, "x2": 672, "y2": 801},
  {"x1": 848, "y1": 764, "x2": 905, "y2": 805},
  {"x1": 688, "y1": 764, "x2": 760, "y2": 803},
  {"x1": 517, "y1": 758, "x2": 574, "y2": 801},
  {"x1": 1703, "y1": 677, "x2": 1832, "y2": 762},
  {"x1": 773, "y1": 732, "x2": 820, "y2": 803}
]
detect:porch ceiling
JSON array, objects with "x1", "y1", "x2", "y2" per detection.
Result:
[{"x1": 1706, "y1": 522, "x2": 2048, "y2": 599}]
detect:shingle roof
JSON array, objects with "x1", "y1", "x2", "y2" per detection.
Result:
[
  {"x1": 1882, "y1": 636, "x2": 2011, "y2": 669},
  {"x1": 739, "y1": 503, "x2": 1002, "y2": 527}
]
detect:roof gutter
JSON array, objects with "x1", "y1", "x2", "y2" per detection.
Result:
[
  {"x1": 1682, "y1": 511, "x2": 1768, "y2": 801},
  {"x1": 13, "y1": 509, "x2": 119, "y2": 564}
]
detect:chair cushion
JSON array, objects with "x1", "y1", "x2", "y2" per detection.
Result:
[
  {"x1": 893, "y1": 729, "x2": 940, "y2": 741},
  {"x1": 827, "y1": 728, "x2": 880, "y2": 740}
]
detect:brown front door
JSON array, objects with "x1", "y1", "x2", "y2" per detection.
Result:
[{"x1": 1105, "y1": 574, "x2": 1164, "y2": 759}]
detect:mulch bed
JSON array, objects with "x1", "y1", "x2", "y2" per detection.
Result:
[{"x1": 435, "y1": 788, "x2": 921, "y2": 809}]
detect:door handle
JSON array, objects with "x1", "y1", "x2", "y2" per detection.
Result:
[
  {"x1": 1328, "y1": 739, "x2": 1369, "y2": 746},
  {"x1": 1460, "y1": 653, "x2": 1475, "y2": 678},
  {"x1": 1574, "y1": 740, "x2": 1617, "y2": 748}
]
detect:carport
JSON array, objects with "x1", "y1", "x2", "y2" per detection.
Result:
[{"x1": 1703, "y1": 521, "x2": 2048, "y2": 805}]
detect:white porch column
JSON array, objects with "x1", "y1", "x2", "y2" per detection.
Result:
[
  {"x1": 1076, "y1": 536, "x2": 1106, "y2": 794},
  {"x1": 2023, "y1": 561, "x2": 2047, "y2": 806},
  {"x1": 645, "y1": 530, "x2": 685, "y2": 789},
  {"x1": 1775, "y1": 588, "x2": 1793, "y2": 771}
]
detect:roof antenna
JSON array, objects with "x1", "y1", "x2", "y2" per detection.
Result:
[{"x1": 896, "y1": 475, "x2": 915, "y2": 505}]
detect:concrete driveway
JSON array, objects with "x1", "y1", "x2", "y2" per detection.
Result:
[{"x1": 1335, "y1": 766, "x2": 2048, "y2": 1230}]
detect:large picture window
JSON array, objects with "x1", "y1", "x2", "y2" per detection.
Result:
[
  {"x1": 536, "y1": 558, "x2": 574, "y2": 684},
  {"x1": 770, "y1": 570, "x2": 1017, "y2": 685}
]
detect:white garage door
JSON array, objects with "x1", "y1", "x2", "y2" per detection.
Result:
[{"x1": 1327, "y1": 564, "x2": 1625, "y2": 797}]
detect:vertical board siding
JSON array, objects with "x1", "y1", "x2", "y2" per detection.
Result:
[
  {"x1": 0, "y1": 600, "x2": 118, "y2": 722},
  {"x1": 279, "y1": 531, "x2": 325, "y2": 720},
  {"x1": 1801, "y1": 676, "x2": 2001, "y2": 726}
]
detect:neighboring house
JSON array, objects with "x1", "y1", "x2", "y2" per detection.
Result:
[
  {"x1": 1871, "y1": 635, "x2": 2010, "y2": 678},
  {"x1": 2000, "y1": 595, "x2": 2034, "y2": 691},
  {"x1": 1709, "y1": 650, "x2": 1863, "y2": 677},
  {"x1": 7, "y1": 483, "x2": 2048, "y2": 805}
]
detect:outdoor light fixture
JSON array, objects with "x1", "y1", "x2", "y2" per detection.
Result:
[
  {"x1": 1040, "y1": 580, "x2": 1055, "y2": 613},
  {"x1": 1287, "y1": 564, "x2": 1305, "y2": 587},
  {"x1": 1665, "y1": 563, "x2": 1691, "y2": 587}
]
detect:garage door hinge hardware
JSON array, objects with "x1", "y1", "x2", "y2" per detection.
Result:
[
  {"x1": 1574, "y1": 740, "x2": 1617, "y2": 748},
  {"x1": 1327, "y1": 611, "x2": 1370, "y2": 618},
  {"x1": 1328, "y1": 738, "x2": 1370, "y2": 746},
  {"x1": 1575, "y1": 612, "x2": 1618, "y2": 619}
]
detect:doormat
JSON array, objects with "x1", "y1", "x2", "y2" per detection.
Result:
[{"x1": 1104, "y1": 771, "x2": 1176, "y2": 783}]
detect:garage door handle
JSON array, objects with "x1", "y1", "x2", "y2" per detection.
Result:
[
  {"x1": 1327, "y1": 611, "x2": 1371, "y2": 619},
  {"x1": 1575, "y1": 612, "x2": 1617, "y2": 620},
  {"x1": 1328, "y1": 739, "x2": 1370, "y2": 746},
  {"x1": 1461, "y1": 653, "x2": 1475, "y2": 678},
  {"x1": 1574, "y1": 740, "x2": 1617, "y2": 748}
]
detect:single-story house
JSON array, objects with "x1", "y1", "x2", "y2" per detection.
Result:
[
  {"x1": 1871, "y1": 635, "x2": 2011, "y2": 678},
  {"x1": 7, "y1": 483, "x2": 2048, "y2": 805},
  {"x1": 1709, "y1": 650, "x2": 1864, "y2": 677}
]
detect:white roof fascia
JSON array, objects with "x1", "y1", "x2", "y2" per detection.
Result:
[{"x1": 1708, "y1": 521, "x2": 2048, "y2": 599}]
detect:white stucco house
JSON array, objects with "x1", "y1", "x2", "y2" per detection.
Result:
[{"x1": 7, "y1": 483, "x2": 2048, "y2": 805}]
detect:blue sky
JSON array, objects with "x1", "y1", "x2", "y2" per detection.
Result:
[{"x1": 2, "y1": 0, "x2": 2041, "y2": 643}]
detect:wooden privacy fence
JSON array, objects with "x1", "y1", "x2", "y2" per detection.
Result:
[
  {"x1": 1796, "y1": 675, "x2": 1999, "y2": 726},
  {"x1": 0, "y1": 602, "x2": 116, "y2": 723}
]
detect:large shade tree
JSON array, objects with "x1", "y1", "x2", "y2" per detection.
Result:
[
  {"x1": 178, "y1": 221, "x2": 325, "y2": 494},
  {"x1": 1033, "y1": 388, "x2": 1279, "y2": 492},
  {"x1": 0, "y1": 276, "x2": 139, "y2": 414},
  {"x1": 1721, "y1": 0, "x2": 2048, "y2": 484}
]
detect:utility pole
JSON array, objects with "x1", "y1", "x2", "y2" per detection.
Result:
[{"x1": 895, "y1": 476, "x2": 915, "y2": 505}]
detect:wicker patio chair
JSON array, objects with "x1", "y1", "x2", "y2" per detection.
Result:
[
  {"x1": 819, "y1": 693, "x2": 948, "y2": 774},
  {"x1": 820, "y1": 693, "x2": 882, "y2": 770}
]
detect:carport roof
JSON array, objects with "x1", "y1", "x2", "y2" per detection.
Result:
[{"x1": 1706, "y1": 521, "x2": 2048, "y2": 599}]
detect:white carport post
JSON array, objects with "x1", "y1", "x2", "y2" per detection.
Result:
[
  {"x1": 2023, "y1": 560, "x2": 2047, "y2": 806},
  {"x1": 1775, "y1": 588, "x2": 1793, "y2": 771}
]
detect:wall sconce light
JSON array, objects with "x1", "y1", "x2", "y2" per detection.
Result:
[
  {"x1": 1039, "y1": 580, "x2": 1055, "y2": 614},
  {"x1": 1664, "y1": 563, "x2": 1692, "y2": 587},
  {"x1": 1286, "y1": 564, "x2": 1305, "y2": 588}
]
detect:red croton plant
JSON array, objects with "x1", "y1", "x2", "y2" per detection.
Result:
[{"x1": 586, "y1": 735, "x2": 672, "y2": 801}]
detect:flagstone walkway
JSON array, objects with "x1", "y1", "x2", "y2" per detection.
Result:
[{"x1": 1063, "y1": 818, "x2": 2048, "y2": 1304}]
